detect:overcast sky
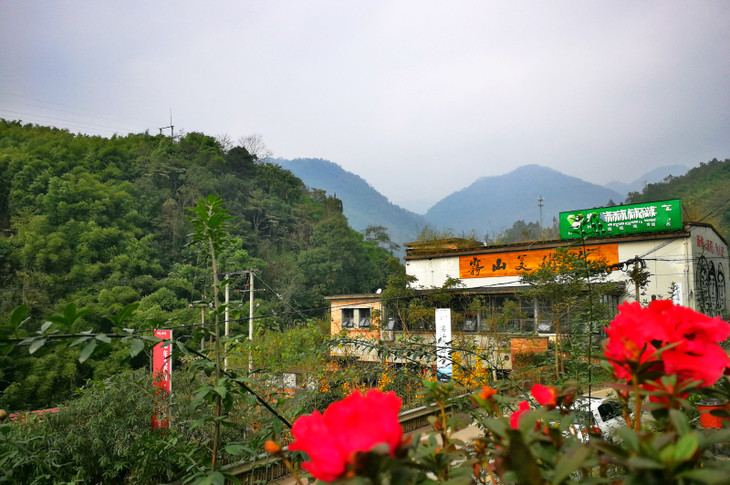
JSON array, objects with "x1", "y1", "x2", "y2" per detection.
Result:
[{"x1": 2, "y1": 1, "x2": 729, "y2": 213}]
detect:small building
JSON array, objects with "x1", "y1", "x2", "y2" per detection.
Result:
[{"x1": 325, "y1": 293, "x2": 383, "y2": 362}]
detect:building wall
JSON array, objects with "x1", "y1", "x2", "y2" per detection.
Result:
[
  {"x1": 691, "y1": 225, "x2": 728, "y2": 316},
  {"x1": 329, "y1": 296, "x2": 382, "y2": 339},
  {"x1": 613, "y1": 237, "x2": 689, "y2": 304},
  {"x1": 327, "y1": 296, "x2": 383, "y2": 361},
  {"x1": 404, "y1": 225, "x2": 729, "y2": 315}
]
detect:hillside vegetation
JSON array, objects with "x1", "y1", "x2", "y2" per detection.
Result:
[
  {"x1": 0, "y1": 120, "x2": 400, "y2": 409},
  {"x1": 626, "y1": 158, "x2": 730, "y2": 239}
]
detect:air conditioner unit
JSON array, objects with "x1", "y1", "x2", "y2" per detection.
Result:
[{"x1": 463, "y1": 320, "x2": 476, "y2": 332}]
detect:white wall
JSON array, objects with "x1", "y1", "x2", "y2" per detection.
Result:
[{"x1": 405, "y1": 227, "x2": 730, "y2": 315}]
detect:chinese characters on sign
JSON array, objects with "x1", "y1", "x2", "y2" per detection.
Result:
[
  {"x1": 435, "y1": 309, "x2": 452, "y2": 383},
  {"x1": 458, "y1": 244, "x2": 619, "y2": 279},
  {"x1": 152, "y1": 329, "x2": 172, "y2": 429},
  {"x1": 697, "y1": 235, "x2": 726, "y2": 258},
  {"x1": 559, "y1": 199, "x2": 682, "y2": 240}
]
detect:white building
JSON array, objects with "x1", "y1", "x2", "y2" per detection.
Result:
[{"x1": 406, "y1": 215, "x2": 728, "y2": 318}]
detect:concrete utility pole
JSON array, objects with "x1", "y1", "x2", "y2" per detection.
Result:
[
  {"x1": 249, "y1": 270, "x2": 255, "y2": 373},
  {"x1": 220, "y1": 270, "x2": 258, "y2": 372},
  {"x1": 224, "y1": 274, "x2": 230, "y2": 371}
]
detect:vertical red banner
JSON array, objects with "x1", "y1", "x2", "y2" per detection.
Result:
[{"x1": 152, "y1": 329, "x2": 172, "y2": 429}]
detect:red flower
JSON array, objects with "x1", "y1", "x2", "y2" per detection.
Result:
[
  {"x1": 604, "y1": 300, "x2": 730, "y2": 389},
  {"x1": 604, "y1": 301, "x2": 667, "y2": 380},
  {"x1": 509, "y1": 401, "x2": 531, "y2": 429},
  {"x1": 531, "y1": 384, "x2": 557, "y2": 409},
  {"x1": 289, "y1": 389, "x2": 403, "y2": 482},
  {"x1": 654, "y1": 301, "x2": 730, "y2": 386}
]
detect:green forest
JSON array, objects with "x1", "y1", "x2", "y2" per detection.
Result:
[
  {"x1": 626, "y1": 157, "x2": 730, "y2": 239},
  {"x1": 0, "y1": 120, "x2": 401, "y2": 411}
]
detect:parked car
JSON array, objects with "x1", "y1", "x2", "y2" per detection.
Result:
[{"x1": 572, "y1": 396, "x2": 626, "y2": 441}]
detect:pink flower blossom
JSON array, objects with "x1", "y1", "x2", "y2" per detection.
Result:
[{"x1": 289, "y1": 389, "x2": 403, "y2": 482}]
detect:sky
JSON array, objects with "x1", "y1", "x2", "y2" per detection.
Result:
[{"x1": 1, "y1": 1, "x2": 729, "y2": 214}]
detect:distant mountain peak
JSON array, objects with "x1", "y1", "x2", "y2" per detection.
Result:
[{"x1": 425, "y1": 165, "x2": 623, "y2": 236}]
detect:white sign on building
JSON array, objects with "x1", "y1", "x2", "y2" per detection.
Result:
[{"x1": 435, "y1": 308, "x2": 452, "y2": 382}]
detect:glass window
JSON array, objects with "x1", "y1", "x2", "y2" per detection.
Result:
[
  {"x1": 598, "y1": 401, "x2": 622, "y2": 422},
  {"x1": 341, "y1": 308, "x2": 354, "y2": 328},
  {"x1": 358, "y1": 308, "x2": 371, "y2": 328}
]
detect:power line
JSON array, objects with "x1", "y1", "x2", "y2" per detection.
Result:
[
  {"x1": 697, "y1": 197, "x2": 730, "y2": 223},
  {"x1": 0, "y1": 92, "x2": 156, "y2": 126},
  {"x1": 0, "y1": 110, "x2": 142, "y2": 137}
]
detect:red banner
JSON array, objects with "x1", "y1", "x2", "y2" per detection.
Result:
[{"x1": 152, "y1": 329, "x2": 172, "y2": 429}]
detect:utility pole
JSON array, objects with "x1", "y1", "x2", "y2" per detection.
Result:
[
  {"x1": 219, "y1": 270, "x2": 258, "y2": 373},
  {"x1": 249, "y1": 270, "x2": 255, "y2": 373},
  {"x1": 627, "y1": 255, "x2": 649, "y2": 304},
  {"x1": 221, "y1": 270, "x2": 250, "y2": 370},
  {"x1": 224, "y1": 273, "x2": 230, "y2": 371},
  {"x1": 537, "y1": 196, "x2": 544, "y2": 229}
]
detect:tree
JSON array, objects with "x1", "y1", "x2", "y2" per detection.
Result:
[
  {"x1": 186, "y1": 194, "x2": 233, "y2": 469},
  {"x1": 520, "y1": 246, "x2": 615, "y2": 380}
]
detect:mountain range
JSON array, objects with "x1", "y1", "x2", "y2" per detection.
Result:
[{"x1": 276, "y1": 158, "x2": 689, "y2": 247}]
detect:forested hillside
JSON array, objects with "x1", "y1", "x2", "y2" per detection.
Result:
[
  {"x1": 626, "y1": 158, "x2": 730, "y2": 239},
  {"x1": 0, "y1": 120, "x2": 400, "y2": 409},
  {"x1": 277, "y1": 157, "x2": 426, "y2": 247}
]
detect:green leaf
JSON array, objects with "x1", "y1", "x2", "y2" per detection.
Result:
[
  {"x1": 130, "y1": 338, "x2": 145, "y2": 358},
  {"x1": 673, "y1": 433, "x2": 698, "y2": 462},
  {"x1": 40, "y1": 321, "x2": 52, "y2": 333},
  {"x1": 69, "y1": 336, "x2": 91, "y2": 347},
  {"x1": 190, "y1": 390, "x2": 209, "y2": 411},
  {"x1": 10, "y1": 305, "x2": 29, "y2": 329},
  {"x1": 78, "y1": 339, "x2": 97, "y2": 363},
  {"x1": 669, "y1": 408, "x2": 690, "y2": 436},
  {"x1": 677, "y1": 468, "x2": 730, "y2": 485},
  {"x1": 213, "y1": 386, "x2": 227, "y2": 400},
  {"x1": 95, "y1": 334, "x2": 112, "y2": 344},
  {"x1": 223, "y1": 444, "x2": 246, "y2": 455},
  {"x1": 29, "y1": 338, "x2": 46, "y2": 354},
  {"x1": 105, "y1": 302, "x2": 139, "y2": 326},
  {"x1": 627, "y1": 456, "x2": 664, "y2": 469},
  {"x1": 552, "y1": 445, "x2": 590, "y2": 484},
  {"x1": 615, "y1": 427, "x2": 640, "y2": 452},
  {"x1": 192, "y1": 471, "x2": 226, "y2": 485}
]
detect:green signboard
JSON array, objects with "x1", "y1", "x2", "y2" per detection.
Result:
[{"x1": 559, "y1": 199, "x2": 683, "y2": 239}]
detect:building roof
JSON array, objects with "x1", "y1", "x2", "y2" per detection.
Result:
[
  {"x1": 403, "y1": 224, "x2": 721, "y2": 260},
  {"x1": 324, "y1": 293, "x2": 381, "y2": 301}
]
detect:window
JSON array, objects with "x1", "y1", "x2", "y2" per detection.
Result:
[
  {"x1": 341, "y1": 309, "x2": 354, "y2": 328},
  {"x1": 341, "y1": 308, "x2": 373, "y2": 329},
  {"x1": 598, "y1": 401, "x2": 622, "y2": 422},
  {"x1": 358, "y1": 308, "x2": 371, "y2": 328}
]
